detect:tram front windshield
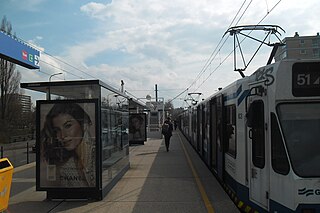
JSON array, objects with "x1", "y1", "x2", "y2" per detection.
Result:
[{"x1": 277, "y1": 103, "x2": 320, "y2": 177}]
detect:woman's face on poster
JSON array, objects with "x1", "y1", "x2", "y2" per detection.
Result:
[
  {"x1": 52, "y1": 113, "x2": 83, "y2": 151},
  {"x1": 132, "y1": 117, "x2": 142, "y2": 129}
]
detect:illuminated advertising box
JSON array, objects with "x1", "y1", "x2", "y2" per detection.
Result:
[
  {"x1": 129, "y1": 113, "x2": 147, "y2": 142},
  {"x1": 0, "y1": 31, "x2": 40, "y2": 69},
  {"x1": 37, "y1": 99, "x2": 97, "y2": 189}
]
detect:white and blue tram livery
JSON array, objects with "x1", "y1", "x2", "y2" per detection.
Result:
[{"x1": 179, "y1": 59, "x2": 320, "y2": 212}]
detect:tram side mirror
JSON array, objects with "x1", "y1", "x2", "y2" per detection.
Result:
[{"x1": 246, "y1": 105, "x2": 253, "y2": 128}]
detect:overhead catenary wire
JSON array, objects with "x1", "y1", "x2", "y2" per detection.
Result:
[
  {"x1": 39, "y1": 59, "x2": 84, "y2": 79},
  {"x1": 169, "y1": 0, "x2": 250, "y2": 103},
  {"x1": 41, "y1": 51, "x2": 97, "y2": 80},
  {"x1": 35, "y1": 68, "x2": 62, "y2": 80},
  {"x1": 171, "y1": 0, "x2": 283, "y2": 105},
  {"x1": 257, "y1": 0, "x2": 282, "y2": 24},
  {"x1": 11, "y1": 2, "x2": 245, "y2": 104},
  {"x1": 190, "y1": 0, "x2": 253, "y2": 94},
  {"x1": 14, "y1": 35, "x2": 130, "y2": 94},
  {"x1": 10, "y1": 35, "x2": 98, "y2": 80},
  {"x1": 187, "y1": 0, "x2": 249, "y2": 91},
  {"x1": 12, "y1": 35, "x2": 128, "y2": 93},
  {"x1": 193, "y1": 0, "x2": 283, "y2": 91},
  {"x1": 11, "y1": 1, "x2": 283, "y2": 106}
]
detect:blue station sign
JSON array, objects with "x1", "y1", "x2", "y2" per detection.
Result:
[{"x1": 0, "y1": 31, "x2": 40, "y2": 69}]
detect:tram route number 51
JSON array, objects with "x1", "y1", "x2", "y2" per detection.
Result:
[
  {"x1": 292, "y1": 71, "x2": 320, "y2": 97},
  {"x1": 292, "y1": 62, "x2": 320, "y2": 97},
  {"x1": 296, "y1": 73, "x2": 320, "y2": 86}
]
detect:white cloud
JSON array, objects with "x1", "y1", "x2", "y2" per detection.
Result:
[
  {"x1": 21, "y1": 0, "x2": 319, "y2": 107},
  {"x1": 80, "y1": 2, "x2": 112, "y2": 20}
]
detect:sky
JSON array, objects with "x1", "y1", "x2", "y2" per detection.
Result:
[{"x1": 1, "y1": 0, "x2": 320, "y2": 108}]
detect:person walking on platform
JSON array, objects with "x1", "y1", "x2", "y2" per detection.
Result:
[
  {"x1": 173, "y1": 120, "x2": 177, "y2": 130},
  {"x1": 161, "y1": 117, "x2": 173, "y2": 152}
]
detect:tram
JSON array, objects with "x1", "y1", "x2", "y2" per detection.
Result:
[{"x1": 179, "y1": 59, "x2": 320, "y2": 212}]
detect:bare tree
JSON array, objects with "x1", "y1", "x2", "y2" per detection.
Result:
[
  {"x1": 0, "y1": 16, "x2": 21, "y2": 143},
  {"x1": 164, "y1": 100, "x2": 174, "y2": 111},
  {"x1": 0, "y1": 16, "x2": 21, "y2": 120},
  {"x1": 164, "y1": 100, "x2": 174, "y2": 118}
]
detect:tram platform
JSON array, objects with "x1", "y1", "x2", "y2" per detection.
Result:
[{"x1": 7, "y1": 130, "x2": 239, "y2": 213}]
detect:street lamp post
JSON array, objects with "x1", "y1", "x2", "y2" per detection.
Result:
[
  {"x1": 47, "y1": 72, "x2": 63, "y2": 100},
  {"x1": 156, "y1": 97, "x2": 165, "y2": 139}
]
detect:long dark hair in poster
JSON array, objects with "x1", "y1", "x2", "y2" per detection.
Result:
[
  {"x1": 38, "y1": 101, "x2": 96, "y2": 188},
  {"x1": 129, "y1": 113, "x2": 146, "y2": 141}
]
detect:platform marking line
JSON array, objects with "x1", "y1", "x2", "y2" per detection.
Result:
[{"x1": 178, "y1": 133, "x2": 215, "y2": 213}]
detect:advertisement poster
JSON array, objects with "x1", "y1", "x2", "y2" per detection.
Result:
[
  {"x1": 37, "y1": 100, "x2": 96, "y2": 188},
  {"x1": 129, "y1": 113, "x2": 146, "y2": 142}
]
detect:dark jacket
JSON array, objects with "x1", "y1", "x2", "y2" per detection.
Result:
[{"x1": 162, "y1": 120, "x2": 173, "y2": 137}]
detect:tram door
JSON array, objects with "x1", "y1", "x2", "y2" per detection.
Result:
[
  {"x1": 210, "y1": 98, "x2": 217, "y2": 173},
  {"x1": 247, "y1": 99, "x2": 269, "y2": 209},
  {"x1": 211, "y1": 95, "x2": 225, "y2": 180},
  {"x1": 197, "y1": 105, "x2": 202, "y2": 153}
]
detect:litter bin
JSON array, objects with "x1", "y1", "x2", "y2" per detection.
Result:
[{"x1": 0, "y1": 158, "x2": 13, "y2": 212}]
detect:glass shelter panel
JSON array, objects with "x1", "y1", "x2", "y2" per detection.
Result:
[
  {"x1": 22, "y1": 80, "x2": 130, "y2": 200},
  {"x1": 100, "y1": 87, "x2": 129, "y2": 188},
  {"x1": 50, "y1": 84, "x2": 100, "y2": 100}
]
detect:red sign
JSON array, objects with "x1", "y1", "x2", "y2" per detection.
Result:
[{"x1": 22, "y1": 50, "x2": 27, "y2": 60}]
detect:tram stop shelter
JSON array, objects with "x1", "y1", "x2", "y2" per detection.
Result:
[{"x1": 20, "y1": 79, "x2": 143, "y2": 200}]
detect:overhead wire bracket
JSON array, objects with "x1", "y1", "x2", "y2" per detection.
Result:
[
  {"x1": 224, "y1": 25, "x2": 285, "y2": 78},
  {"x1": 185, "y1": 92, "x2": 202, "y2": 106}
]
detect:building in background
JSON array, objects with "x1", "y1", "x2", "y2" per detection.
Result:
[
  {"x1": 18, "y1": 94, "x2": 32, "y2": 115},
  {"x1": 0, "y1": 93, "x2": 31, "y2": 118},
  {"x1": 275, "y1": 32, "x2": 320, "y2": 61}
]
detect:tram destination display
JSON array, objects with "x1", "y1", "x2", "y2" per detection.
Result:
[{"x1": 292, "y1": 62, "x2": 320, "y2": 97}]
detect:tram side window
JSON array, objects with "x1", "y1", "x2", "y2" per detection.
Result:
[
  {"x1": 226, "y1": 105, "x2": 236, "y2": 157},
  {"x1": 192, "y1": 112, "x2": 196, "y2": 132},
  {"x1": 271, "y1": 113, "x2": 289, "y2": 175}
]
